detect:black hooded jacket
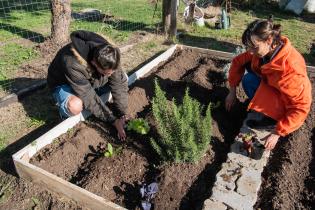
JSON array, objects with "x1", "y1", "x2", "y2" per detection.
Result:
[{"x1": 47, "y1": 30, "x2": 128, "y2": 123}]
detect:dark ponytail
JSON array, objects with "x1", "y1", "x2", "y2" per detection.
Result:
[{"x1": 242, "y1": 18, "x2": 282, "y2": 48}]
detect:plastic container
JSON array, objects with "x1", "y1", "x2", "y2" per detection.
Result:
[{"x1": 183, "y1": 5, "x2": 205, "y2": 27}]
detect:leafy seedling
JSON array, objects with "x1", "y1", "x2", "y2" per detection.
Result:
[
  {"x1": 127, "y1": 118, "x2": 150, "y2": 135},
  {"x1": 103, "y1": 143, "x2": 123, "y2": 158},
  {"x1": 104, "y1": 143, "x2": 113, "y2": 158},
  {"x1": 238, "y1": 133, "x2": 258, "y2": 156}
]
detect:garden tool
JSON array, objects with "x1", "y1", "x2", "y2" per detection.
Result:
[{"x1": 140, "y1": 182, "x2": 158, "y2": 210}]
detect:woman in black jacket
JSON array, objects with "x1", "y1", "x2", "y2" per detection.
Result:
[{"x1": 48, "y1": 30, "x2": 128, "y2": 140}]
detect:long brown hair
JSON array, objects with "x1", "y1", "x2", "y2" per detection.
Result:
[{"x1": 242, "y1": 18, "x2": 282, "y2": 49}]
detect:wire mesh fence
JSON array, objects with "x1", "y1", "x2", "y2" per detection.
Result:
[{"x1": 0, "y1": 0, "x2": 161, "y2": 95}]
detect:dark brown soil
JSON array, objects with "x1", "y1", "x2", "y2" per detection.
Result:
[
  {"x1": 30, "y1": 48, "x2": 248, "y2": 209},
  {"x1": 30, "y1": 122, "x2": 106, "y2": 180},
  {"x1": 255, "y1": 77, "x2": 315, "y2": 210}
]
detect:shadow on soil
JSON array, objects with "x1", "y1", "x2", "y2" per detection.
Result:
[
  {"x1": 177, "y1": 33, "x2": 239, "y2": 53},
  {"x1": 179, "y1": 137, "x2": 227, "y2": 210},
  {"x1": 0, "y1": 85, "x2": 60, "y2": 176},
  {"x1": 0, "y1": 78, "x2": 46, "y2": 95}
]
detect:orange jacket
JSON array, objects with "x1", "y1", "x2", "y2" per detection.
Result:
[{"x1": 228, "y1": 36, "x2": 312, "y2": 136}]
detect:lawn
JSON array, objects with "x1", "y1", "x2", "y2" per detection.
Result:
[{"x1": 0, "y1": 0, "x2": 162, "y2": 85}]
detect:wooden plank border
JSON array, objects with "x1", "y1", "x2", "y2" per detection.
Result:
[{"x1": 14, "y1": 159, "x2": 124, "y2": 210}]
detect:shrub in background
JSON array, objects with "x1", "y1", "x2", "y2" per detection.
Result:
[{"x1": 150, "y1": 79, "x2": 212, "y2": 163}]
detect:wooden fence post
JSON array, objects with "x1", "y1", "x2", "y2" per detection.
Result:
[{"x1": 169, "y1": 0, "x2": 177, "y2": 39}]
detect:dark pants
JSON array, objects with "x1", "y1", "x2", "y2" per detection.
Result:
[{"x1": 242, "y1": 69, "x2": 261, "y2": 99}]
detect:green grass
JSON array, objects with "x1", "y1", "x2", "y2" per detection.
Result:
[
  {"x1": 0, "y1": 176, "x2": 14, "y2": 204},
  {"x1": 27, "y1": 117, "x2": 45, "y2": 128},
  {"x1": 143, "y1": 41, "x2": 158, "y2": 51},
  {"x1": 0, "y1": 43, "x2": 39, "y2": 89},
  {"x1": 0, "y1": 134, "x2": 7, "y2": 152},
  {"x1": 70, "y1": 0, "x2": 161, "y2": 43},
  {"x1": 0, "y1": 0, "x2": 161, "y2": 85}
]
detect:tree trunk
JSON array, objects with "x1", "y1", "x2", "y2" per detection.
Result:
[
  {"x1": 169, "y1": 0, "x2": 177, "y2": 40},
  {"x1": 162, "y1": 0, "x2": 171, "y2": 34},
  {"x1": 187, "y1": 3, "x2": 195, "y2": 23},
  {"x1": 50, "y1": 0, "x2": 71, "y2": 44}
]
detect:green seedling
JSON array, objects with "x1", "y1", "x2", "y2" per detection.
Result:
[
  {"x1": 31, "y1": 197, "x2": 40, "y2": 205},
  {"x1": 104, "y1": 143, "x2": 113, "y2": 158},
  {"x1": 52, "y1": 138, "x2": 60, "y2": 145},
  {"x1": 103, "y1": 143, "x2": 123, "y2": 158},
  {"x1": 127, "y1": 118, "x2": 150, "y2": 135},
  {"x1": 238, "y1": 133, "x2": 258, "y2": 156},
  {"x1": 67, "y1": 128, "x2": 75, "y2": 136},
  {"x1": 31, "y1": 196, "x2": 41, "y2": 209}
]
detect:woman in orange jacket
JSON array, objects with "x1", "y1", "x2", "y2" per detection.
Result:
[{"x1": 225, "y1": 19, "x2": 312, "y2": 150}]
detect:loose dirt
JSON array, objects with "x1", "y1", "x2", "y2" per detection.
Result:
[{"x1": 255, "y1": 77, "x2": 315, "y2": 210}]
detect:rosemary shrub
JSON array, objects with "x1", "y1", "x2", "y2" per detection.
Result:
[{"x1": 151, "y1": 80, "x2": 212, "y2": 163}]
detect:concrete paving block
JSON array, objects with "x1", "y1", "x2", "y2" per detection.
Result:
[
  {"x1": 215, "y1": 162, "x2": 242, "y2": 191},
  {"x1": 227, "y1": 152, "x2": 267, "y2": 172},
  {"x1": 211, "y1": 187, "x2": 253, "y2": 210},
  {"x1": 232, "y1": 125, "x2": 271, "y2": 162},
  {"x1": 236, "y1": 168, "x2": 262, "y2": 201},
  {"x1": 203, "y1": 199, "x2": 227, "y2": 210}
]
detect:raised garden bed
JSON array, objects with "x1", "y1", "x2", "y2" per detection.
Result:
[{"x1": 12, "y1": 45, "x2": 315, "y2": 210}]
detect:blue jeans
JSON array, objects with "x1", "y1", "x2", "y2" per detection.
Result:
[
  {"x1": 242, "y1": 70, "x2": 261, "y2": 99},
  {"x1": 52, "y1": 84, "x2": 110, "y2": 118}
]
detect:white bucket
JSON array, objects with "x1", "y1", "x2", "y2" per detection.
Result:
[
  {"x1": 195, "y1": 17, "x2": 205, "y2": 27},
  {"x1": 183, "y1": 5, "x2": 205, "y2": 27}
]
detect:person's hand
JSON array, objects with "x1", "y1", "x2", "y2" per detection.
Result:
[
  {"x1": 113, "y1": 118, "x2": 126, "y2": 141},
  {"x1": 225, "y1": 87, "x2": 237, "y2": 111},
  {"x1": 262, "y1": 133, "x2": 280, "y2": 150},
  {"x1": 120, "y1": 115, "x2": 130, "y2": 125}
]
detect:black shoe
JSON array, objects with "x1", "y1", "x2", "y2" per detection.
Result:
[{"x1": 246, "y1": 116, "x2": 277, "y2": 130}]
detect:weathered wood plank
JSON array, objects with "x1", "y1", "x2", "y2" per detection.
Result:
[
  {"x1": 180, "y1": 45, "x2": 234, "y2": 60},
  {"x1": 128, "y1": 45, "x2": 177, "y2": 86},
  {"x1": 14, "y1": 159, "x2": 125, "y2": 210}
]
